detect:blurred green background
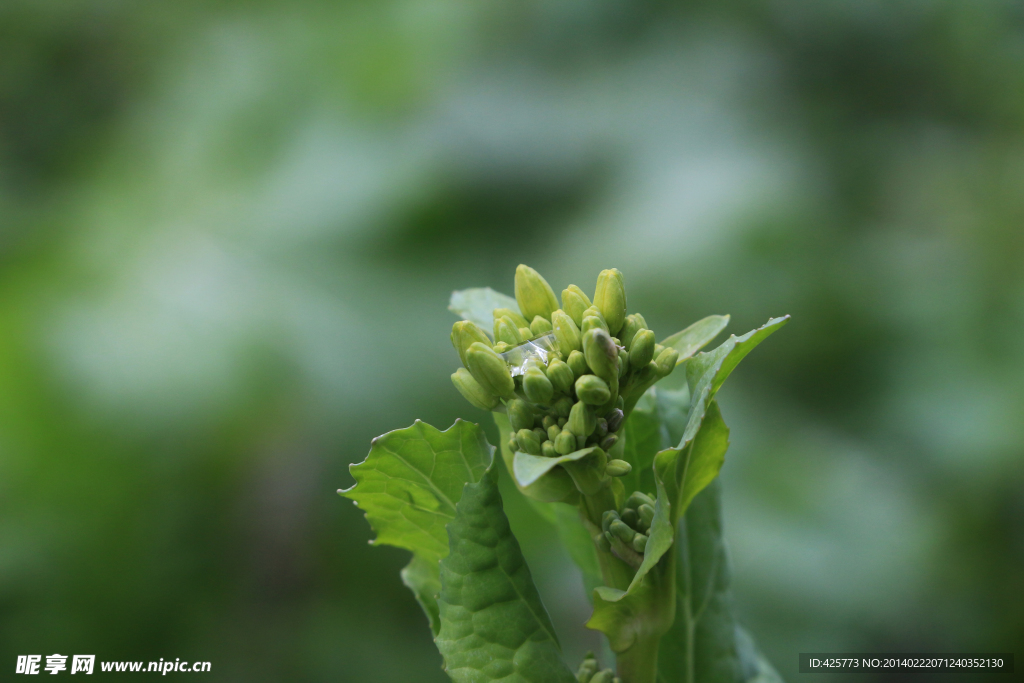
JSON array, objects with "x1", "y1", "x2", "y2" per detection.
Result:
[{"x1": 1, "y1": 1, "x2": 1021, "y2": 681}]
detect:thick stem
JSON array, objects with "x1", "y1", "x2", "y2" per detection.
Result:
[{"x1": 615, "y1": 635, "x2": 660, "y2": 683}]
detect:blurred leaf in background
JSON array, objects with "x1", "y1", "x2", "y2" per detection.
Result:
[{"x1": 0, "y1": 0, "x2": 1021, "y2": 681}]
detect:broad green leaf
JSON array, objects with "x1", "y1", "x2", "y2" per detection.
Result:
[
  {"x1": 495, "y1": 411, "x2": 579, "y2": 504},
  {"x1": 513, "y1": 447, "x2": 597, "y2": 488},
  {"x1": 341, "y1": 419, "x2": 493, "y2": 635},
  {"x1": 435, "y1": 467, "x2": 576, "y2": 683},
  {"x1": 449, "y1": 287, "x2": 520, "y2": 330},
  {"x1": 737, "y1": 627, "x2": 785, "y2": 683},
  {"x1": 660, "y1": 314, "x2": 731, "y2": 364},
  {"x1": 619, "y1": 389, "x2": 663, "y2": 496}
]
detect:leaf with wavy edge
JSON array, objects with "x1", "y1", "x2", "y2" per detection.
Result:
[
  {"x1": 495, "y1": 412, "x2": 579, "y2": 504},
  {"x1": 449, "y1": 287, "x2": 520, "y2": 331},
  {"x1": 513, "y1": 447, "x2": 597, "y2": 488},
  {"x1": 435, "y1": 467, "x2": 577, "y2": 683},
  {"x1": 660, "y1": 314, "x2": 731, "y2": 364},
  {"x1": 341, "y1": 419, "x2": 493, "y2": 635}
]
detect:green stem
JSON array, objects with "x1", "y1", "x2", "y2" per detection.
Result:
[{"x1": 615, "y1": 634, "x2": 661, "y2": 683}]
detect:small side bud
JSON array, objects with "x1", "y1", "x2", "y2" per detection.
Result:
[
  {"x1": 594, "y1": 418, "x2": 608, "y2": 439},
  {"x1": 518, "y1": 327, "x2": 533, "y2": 340},
  {"x1": 507, "y1": 399, "x2": 535, "y2": 433},
  {"x1": 493, "y1": 307, "x2": 529, "y2": 329},
  {"x1": 575, "y1": 374, "x2": 611, "y2": 405},
  {"x1": 547, "y1": 424, "x2": 562, "y2": 442},
  {"x1": 515, "y1": 264, "x2": 559, "y2": 321},
  {"x1": 629, "y1": 328, "x2": 656, "y2": 368},
  {"x1": 466, "y1": 342, "x2": 515, "y2": 399},
  {"x1": 626, "y1": 491, "x2": 656, "y2": 510},
  {"x1": 561, "y1": 285, "x2": 592, "y2": 327},
  {"x1": 523, "y1": 366, "x2": 554, "y2": 405},
  {"x1": 610, "y1": 520, "x2": 636, "y2": 543},
  {"x1": 568, "y1": 401, "x2": 597, "y2": 437},
  {"x1": 554, "y1": 429, "x2": 577, "y2": 455},
  {"x1": 601, "y1": 510, "x2": 620, "y2": 532},
  {"x1": 492, "y1": 341, "x2": 511, "y2": 354},
  {"x1": 638, "y1": 504, "x2": 655, "y2": 529},
  {"x1": 654, "y1": 346, "x2": 680, "y2": 377},
  {"x1": 542, "y1": 415, "x2": 557, "y2": 430},
  {"x1": 551, "y1": 309, "x2": 582, "y2": 357},
  {"x1": 494, "y1": 315, "x2": 524, "y2": 346},
  {"x1": 451, "y1": 368, "x2": 499, "y2": 410},
  {"x1": 581, "y1": 315, "x2": 608, "y2": 335},
  {"x1": 546, "y1": 358, "x2": 574, "y2": 393},
  {"x1": 541, "y1": 440, "x2": 557, "y2": 458},
  {"x1": 516, "y1": 428, "x2": 542, "y2": 455},
  {"x1": 606, "y1": 408, "x2": 624, "y2": 433},
  {"x1": 567, "y1": 350, "x2": 589, "y2": 378},
  {"x1": 451, "y1": 320, "x2": 492, "y2": 368},
  {"x1": 632, "y1": 534, "x2": 648, "y2": 553},
  {"x1": 600, "y1": 434, "x2": 618, "y2": 451},
  {"x1": 605, "y1": 459, "x2": 631, "y2": 477},
  {"x1": 618, "y1": 314, "x2": 644, "y2": 351},
  {"x1": 593, "y1": 268, "x2": 626, "y2": 335},
  {"x1": 553, "y1": 395, "x2": 574, "y2": 417},
  {"x1": 530, "y1": 315, "x2": 553, "y2": 336}
]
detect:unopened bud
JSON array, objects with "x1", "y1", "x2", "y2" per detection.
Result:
[
  {"x1": 591, "y1": 672, "x2": 615, "y2": 683},
  {"x1": 600, "y1": 434, "x2": 618, "y2": 451},
  {"x1": 626, "y1": 491, "x2": 655, "y2": 510},
  {"x1": 610, "y1": 520, "x2": 635, "y2": 543},
  {"x1": 583, "y1": 329, "x2": 619, "y2": 383},
  {"x1": 605, "y1": 459, "x2": 631, "y2": 477},
  {"x1": 561, "y1": 285, "x2": 592, "y2": 327},
  {"x1": 546, "y1": 358, "x2": 574, "y2": 393},
  {"x1": 567, "y1": 350, "x2": 589, "y2": 378},
  {"x1": 606, "y1": 408, "x2": 624, "y2": 433},
  {"x1": 575, "y1": 374, "x2": 611, "y2": 405},
  {"x1": 617, "y1": 347, "x2": 629, "y2": 378},
  {"x1": 618, "y1": 314, "x2": 643, "y2": 351},
  {"x1": 594, "y1": 418, "x2": 608, "y2": 439},
  {"x1": 594, "y1": 268, "x2": 626, "y2": 335},
  {"x1": 568, "y1": 401, "x2": 597, "y2": 437},
  {"x1": 582, "y1": 306, "x2": 606, "y2": 326},
  {"x1": 494, "y1": 315, "x2": 524, "y2": 346},
  {"x1": 533, "y1": 427, "x2": 547, "y2": 443},
  {"x1": 451, "y1": 368, "x2": 499, "y2": 410},
  {"x1": 518, "y1": 326, "x2": 533, "y2": 340},
  {"x1": 595, "y1": 533, "x2": 611, "y2": 552},
  {"x1": 542, "y1": 415, "x2": 557, "y2": 430},
  {"x1": 621, "y1": 508, "x2": 639, "y2": 527},
  {"x1": 492, "y1": 341, "x2": 511, "y2": 354},
  {"x1": 466, "y1": 342, "x2": 515, "y2": 399},
  {"x1": 554, "y1": 429, "x2": 577, "y2": 455},
  {"x1": 638, "y1": 504, "x2": 655, "y2": 529},
  {"x1": 551, "y1": 309, "x2": 582, "y2": 357},
  {"x1": 524, "y1": 366, "x2": 554, "y2": 404},
  {"x1": 577, "y1": 653, "x2": 600, "y2": 683},
  {"x1": 451, "y1": 321, "x2": 492, "y2": 369},
  {"x1": 557, "y1": 416, "x2": 567, "y2": 427},
  {"x1": 515, "y1": 265, "x2": 559, "y2": 321},
  {"x1": 547, "y1": 424, "x2": 562, "y2": 442},
  {"x1": 507, "y1": 437, "x2": 518, "y2": 453},
  {"x1": 541, "y1": 440, "x2": 557, "y2": 458},
  {"x1": 552, "y1": 395, "x2": 574, "y2": 417},
  {"x1": 632, "y1": 534, "x2": 648, "y2": 554},
  {"x1": 629, "y1": 329, "x2": 656, "y2": 368},
  {"x1": 516, "y1": 428, "x2": 542, "y2": 455},
  {"x1": 654, "y1": 346, "x2": 680, "y2": 376},
  {"x1": 581, "y1": 313, "x2": 609, "y2": 335},
  {"x1": 530, "y1": 315, "x2": 553, "y2": 336},
  {"x1": 493, "y1": 307, "x2": 529, "y2": 329},
  {"x1": 601, "y1": 509, "x2": 620, "y2": 532},
  {"x1": 507, "y1": 399, "x2": 534, "y2": 432}
]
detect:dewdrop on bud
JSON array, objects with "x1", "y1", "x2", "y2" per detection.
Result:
[
  {"x1": 451, "y1": 368, "x2": 499, "y2": 410},
  {"x1": 575, "y1": 375, "x2": 611, "y2": 405},
  {"x1": 514, "y1": 265, "x2": 559, "y2": 321},
  {"x1": 593, "y1": 268, "x2": 626, "y2": 335},
  {"x1": 530, "y1": 315, "x2": 553, "y2": 336},
  {"x1": 493, "y1": 307, "x2": 529, "y2": 329},
  {"x1": 551, "y1": 309, "x2": 582, "y2": 357},
  {"x1": 546, "y1": 358, "x2": 574, "y2": 393},
  {"x1": 629, "y1": 329, "x2": 656, "y2": 368},
  {"x1": 523, "y1": 366, "x2": 554, "y2": 405},
  {"x1": 605, "y1": 459, "x2": 631, "y2": 477},
  {"x1": 451, "y1": 321, "x2": 491, "y2": 368},
  {"x1": 466, "y1": 342, "x2": 515, "y2": 399}
]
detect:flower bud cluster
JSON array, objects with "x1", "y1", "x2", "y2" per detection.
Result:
[
  {"x1": 597, "y1": 491, "x2": 657, "y2": 566},
  {"x1": 450, "y1": 265, "x2": 679, "y2": 493},
  {"x1": 576, "y1": 652, "x2": 621, "y2": 683}
]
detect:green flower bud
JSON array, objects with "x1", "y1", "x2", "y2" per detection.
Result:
[
  {"x1": 595, "y1": 533, "x2": 611, "y2": 553},
  {"x1": 575, "y1": 374, "x2": 611, "y2": 405},
  {"x1": 610, "y1": 519, "x2": 636, "y2": 543},
  {"x1": 567, "y1": 350, "x2": 589, "y2": 378},
  {"x1": 626, "y1": 491, "x2": 655, "y2": 510},
  {"x1": 581, "y1": 315, "x2": 608, "y2": 335},
  {"x1": 600, "y1": 434, "x2": 618, "y2": 451},
  {"x1": 451, "y1": 321, "x2": 492, "y2": 368},
  {"x1": 591, "y1": 672, "x2": 615, "y2": 683},
  {"x1": 632, "y1": 534, "x2": 648, "y2": 554},
  {"x1": 541, "y1": 440, "x2": 557, "y2": 458},
  {"x1": 518, "y1": 327, "x2": 533, "y2": 341},
  {"x1": 638, "y1": 504, "x2": 655, "y2": 529},
  {"x1": 654, "y1": 343, "x2": 665, "y2": 357},
  {"x1": 515, "y1": 264, "x2": 559, "y2": 321},
  {"x1": 516, "y1": 428, "x2": 542, "y2": 455},
  {"x1": 508, "y1": 437, "x2": 518, "y2": 452},
  {"x1": 546, "y1": 358, "x2": 574, "y2": 393},
  {"x1": 561, "y1": 285, "x2": 592, "y2": 327},
  {"x1": 554, "y1": 429, "x2": 577, "y2": 455},
  {"x1": 542, "y1": 414, "x2": 557, "y2": 430},
  {"x1": 605, "y1": 459, "x2": 631, "y2": 477},
  {"x1": 547, "y1": 424, "x2": 562, "y2": 442},
  {"x1": 577, "y1": 653, "x2": 599, "y2": 683},
  {"x1": 629, "y1": 328, "x2": 656, "y2": 368},
  {"x1": 601, "y1": 509, "x2": 620, "y2": 532},
  {"x1": 494, "y1": 315, "x2": 524, "y2": 346},
  {"x1": 568, "y1": 400, "x2": 597, "y2": 437},
  {"x1": 551, "y1": 309, "x2": 582, "y2": 357},
  {"x1": 594, "y1": 268, "x2": 626, "y2": 335},
  {"x1": 618, "y1": 314, "x2": 644, "y2": 351},
  {"x1": 492, "y1": 341, "x2": 511, "y2": 354},
  {"x1": 621, "y1": 508, "x2": 639, "y2": 527},
  {"x1": 533, "y1": 427, "x2": 547, "y2": 443},
  {"x1": 606, "y1": 408, "x2": 624, "y2": 433},
  {"x1": 655, "y1": 346, "x2": 680, "y2": 376},
  {"x1": 466, "y1": 341, "x2": 515, "y2": 399},
  {"x1": 530, "y1": 315, "x2": 553, "y2": 336},
  {"x1": 553, "y1": 395, "x2": 574, "y2": 417},
  {"x1": 557, "y1": 417, "x2": 567, "y2": 427},
  {"x1": 582, "y1": 305, "x2": 606, "y2": 326},
  {"x1": 582, "y1": 328, "x2": 618, "y2": 383},
  {"x1": 617, "y1": 347, "x2": 629, "y2": 378},
  {"x1": 493, "y1": 307, "x2": 529, "y2": 329},
  {"x1": 523, "y1": 366, "x2": 554, "y2": 404},
  {"x1": 594, "y1": 418, "x2": 608, "y2": 439},
  {"x1": 451, "y1": 368, "x2": 499, "y2": 410}
]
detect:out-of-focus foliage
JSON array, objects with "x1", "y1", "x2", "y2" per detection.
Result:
[{"x1": 0, "y1": 1, "x2": 1021, "y2": 681}]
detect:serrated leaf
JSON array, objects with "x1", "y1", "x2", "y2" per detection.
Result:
[
  {"x1": 341, "y1": 419, "x2": 493, "y2": 635},
  {"x1": 660, "y1": 314, "x2": 731, "y2": 364},
  {"x1": 449, "y1": 287, "x2": 521, "y2": 330},
  {"x1": 435, "y1": 467, "x2": 576, "y2": 683},
  {"x1": 513, "y1": 447, "x2": 597, "y2": 488}
]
